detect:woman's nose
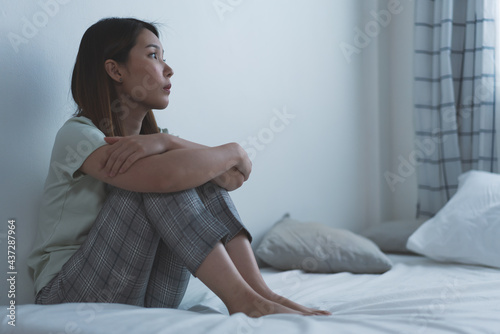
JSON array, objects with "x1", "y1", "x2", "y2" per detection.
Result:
[{"x1": 164, "y1": 63, "x2": 173, "y2": 78}]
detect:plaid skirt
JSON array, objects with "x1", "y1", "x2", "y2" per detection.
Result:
[{"x1": 35, "y1": 182, "x2": 251, "y2": 308}]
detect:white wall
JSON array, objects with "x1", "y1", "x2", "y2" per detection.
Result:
[
  {"x1": 377, "y1": 0, "x2": 418, "y2": 220},
  {"x1": 0, "y1": 0, "x2": 415, "y2": 305},
  {"x1": 337, "y1": 0, "x2": 418, "y2": 224}
]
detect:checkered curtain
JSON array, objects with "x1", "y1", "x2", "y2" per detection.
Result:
[{"x1": 413, "y1": 0, "x2": 497, "y2": 217}]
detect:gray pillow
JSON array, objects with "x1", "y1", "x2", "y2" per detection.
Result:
[
  {"x1": 255, "y1": 215, "x2": 392, "y2": 274},
  {"x1": 361, "y1": 219, "x2": 427, "y2": 254}
]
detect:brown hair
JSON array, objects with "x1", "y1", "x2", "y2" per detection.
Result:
[{"x1": 71, "y1": 17, "x2": 160, "y2": 136}]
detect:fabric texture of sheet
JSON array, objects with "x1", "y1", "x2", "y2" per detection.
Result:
[{"x1": 3, "y1": 255, "x2": 500, "y2": 334}]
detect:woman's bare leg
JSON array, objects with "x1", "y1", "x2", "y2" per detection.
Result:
[
  {"x1": 194, "y1": 242, "x2": 306, "y2": 317},
  {"x1": 225, "y1": 232, "x2": 331, "y2": 316},
  {"x1": 192, "y1": 183, "x2": 330, "y2": 316}
]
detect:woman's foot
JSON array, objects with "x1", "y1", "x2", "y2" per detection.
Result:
[
  {"x1": 266, "y1": 292, "x2": 331, "y2": 316},
  {"x1": 223, "y1": 233, "x2": 331, "y2": 316},
  {"x1": 227, "y1": 289, "x2": 308, "y2": 317}
]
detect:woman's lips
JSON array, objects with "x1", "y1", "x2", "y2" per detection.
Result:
[{"x1": 163, "y1": 84, "x2": 171, "y2": 92}]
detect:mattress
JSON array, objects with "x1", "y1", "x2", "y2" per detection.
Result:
[{"x1": 3, "y1": 254, "x2": 500, "y2": 334}]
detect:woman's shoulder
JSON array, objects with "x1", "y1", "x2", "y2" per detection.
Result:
[
  {"x1": 60, "y1": 115, "x2": 97, "y2": 131},
  {"x1": 51, "y1": 116, "x2": 107, "y2": 161},
  {"x1": 49, "y1": 116, "x2": 108, "y2": 182},
  {"x1": 55, "y1": 116, "x2": 105, "y2": 143}
]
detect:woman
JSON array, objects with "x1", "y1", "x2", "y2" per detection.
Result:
[{"x1": 28, "y1": 17, "x2": 330, "y2": 317}]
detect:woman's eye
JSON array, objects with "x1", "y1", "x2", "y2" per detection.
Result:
[{"x1": 149, "y1": 53, "x2": 165, "y2": 62}]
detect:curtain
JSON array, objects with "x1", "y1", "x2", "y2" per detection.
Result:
[{"x1": 413, "y1": 0, "x2": 497, "y2": 217}]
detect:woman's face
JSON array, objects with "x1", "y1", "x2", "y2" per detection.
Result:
[{"x1": 118, "y1": 28, "x2": 173, "y2": 111}]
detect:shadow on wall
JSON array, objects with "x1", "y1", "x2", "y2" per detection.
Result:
[{"x1": 1, "y1": 1, "x2": 77, "y2": 305}]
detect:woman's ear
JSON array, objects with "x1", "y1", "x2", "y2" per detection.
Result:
[{"x1": 104, "y1": 59, "x2": 123, "y2": 83}]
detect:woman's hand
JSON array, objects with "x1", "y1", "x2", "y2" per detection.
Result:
[
  {"x1": 212, "y1": 167, "x2": 246, "y2": 191},
  {"x1": 231, "y1": 143, "x2": 252, "y2": 181},
  {"x1": 211, "y1": 144, "x2": 252, "y2": 191},
  {"x1": 101, "y1": 133, "x2": 169, "y2": 177}
]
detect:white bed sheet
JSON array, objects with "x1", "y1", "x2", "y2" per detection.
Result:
[{"x1": 3, "y1": 255, "x2": 500, "y2": 334}]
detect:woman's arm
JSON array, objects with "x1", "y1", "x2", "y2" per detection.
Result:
[
  {"x1": 165, "y1": 135, "x2": 249, "y2": 190},
  {"x1": 168, "y1": 135, "x2": 214, "y2": 150},
  {"x1": 80, "y1": 140, "x2": 251, "y2": 193},
  {"x1": 102, "y1": 133, "x2": 170, "y2": 177},
  {"x1": 102, "y1": 133, "x2": 249, "y2": 191},
  {"x1": 102, "y1": 133, "x2": 231, "y2": 175}
]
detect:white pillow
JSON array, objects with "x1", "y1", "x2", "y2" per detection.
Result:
[{"x1": 407, "y1": 170, "x2": 500, "y2": 268}]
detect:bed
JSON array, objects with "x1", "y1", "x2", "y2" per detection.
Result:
[
  {"x1": 4, "y1": 170, "x2": 500, "y2": 333},
  {"x1": 3, "y1": 254, "x2": 500, "y2": 334}
]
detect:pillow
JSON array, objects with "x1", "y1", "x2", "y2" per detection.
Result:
[
  {"x1": 407, "y1": 170, "x2": 500, "y2": 268},
  {"x1": 255, "y1": 215, "x2": 392, "y2": 274},
  {"x1": 361, "y1": 218, "x2": 427, "y2": 254}
]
